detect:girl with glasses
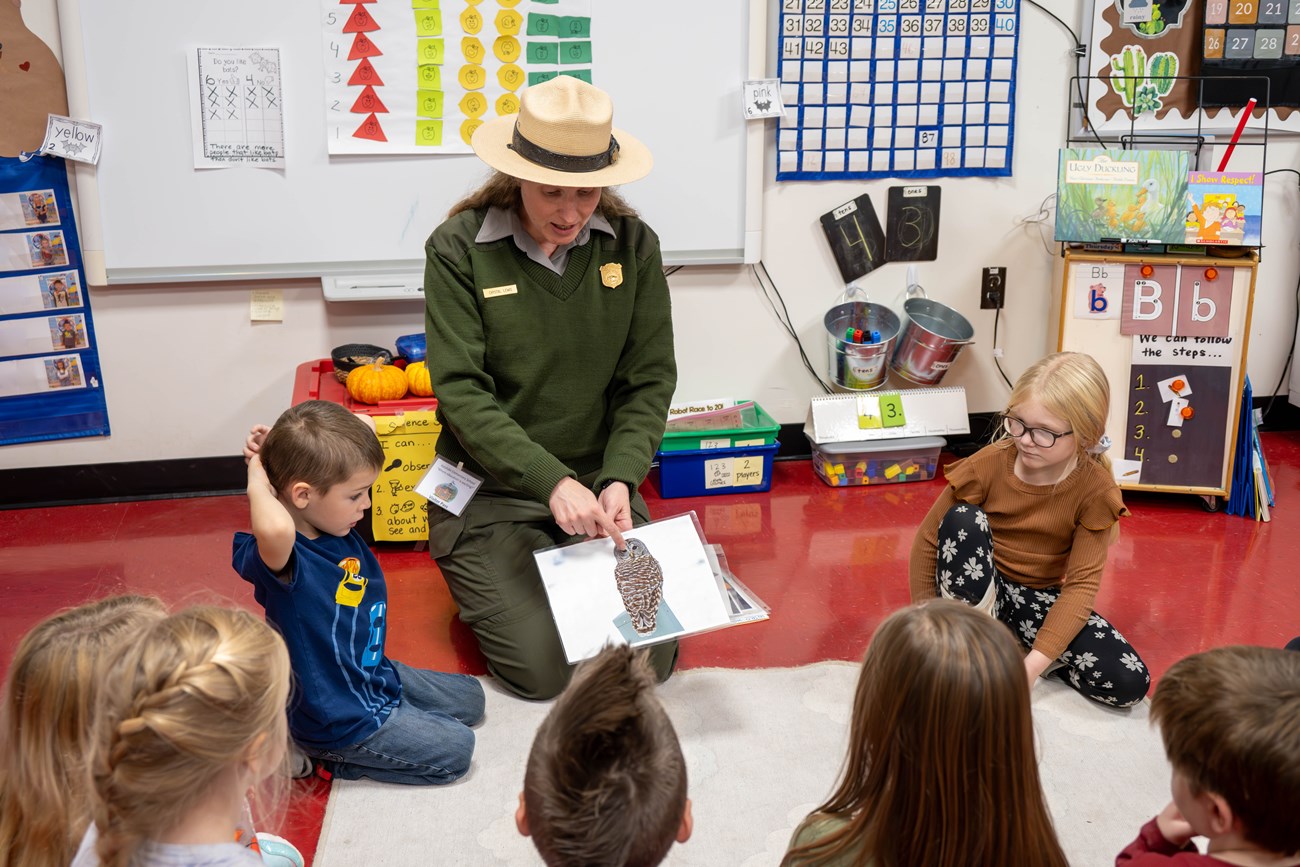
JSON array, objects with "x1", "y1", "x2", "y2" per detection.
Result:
[{"x1": 908, "y1": 352, "x2": 1149, "y2": 708}]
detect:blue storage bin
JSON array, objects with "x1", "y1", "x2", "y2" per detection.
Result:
[
  {"x1": 653, "y1": 441, "x2": 779, "y2": 498},
  {"x1": 395, "y1": 332, "x2": 427, "y2": 362}
]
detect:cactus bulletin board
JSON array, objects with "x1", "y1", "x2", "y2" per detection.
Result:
[
  {"x1": 776, "y1": 0, "x2": 1023, "y2": 180},
  {"x1": 1083, "y1": 0, "x2": 1300, "y2": 134}
]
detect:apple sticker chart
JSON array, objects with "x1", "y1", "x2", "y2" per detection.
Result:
[{"x1": 776, "y1": 0, "x2": 1022, "y2": 180}]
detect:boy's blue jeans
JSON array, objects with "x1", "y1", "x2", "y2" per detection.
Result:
[{"x1": 306, "y1": 661, "x2": 485, "y2": 785}]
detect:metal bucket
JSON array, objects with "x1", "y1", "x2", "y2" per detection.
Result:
[
  {"x1": 889, "y1": 286, "x2": 975, "y2": 386},
  {"x1": 824, "y1": 301, "x2": 901, "y2": 391}
]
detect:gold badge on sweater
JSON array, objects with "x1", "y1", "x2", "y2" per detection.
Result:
[
  {"x1": 482, "y1": 284, "x2": 517, "y2": 298},
  {"x1": 599, "y1": 263, "x2": 623, "y2": 288}
]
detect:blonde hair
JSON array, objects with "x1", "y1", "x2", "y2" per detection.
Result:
[
  {"x1": 448, "y1": 170, "x2": 638, "y2": 220},
  {"x1": 0, "y1": 595, "x2": 166, "y2": 867},
  {"x1": 784, "y1": 601, "x2": 1067, "y2": 867},
  {"x1": 87, "y1": 606, "x2": 291, "y2": 867},
  {"x1": 1003, "y1": 351, "x2": 1112, "y2": 472}
]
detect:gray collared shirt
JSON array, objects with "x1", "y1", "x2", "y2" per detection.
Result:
[{"x1": 475, "y1": 206, "x2": 616, "y2": 275}]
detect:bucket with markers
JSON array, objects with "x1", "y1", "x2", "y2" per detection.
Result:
[{"x1": 823, "y1": 300, "x2": 900, "y2": 391}]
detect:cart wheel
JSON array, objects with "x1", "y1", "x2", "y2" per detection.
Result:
[{"x1": 1200, "y1": 495, "x2": 1221, "y2": 513}]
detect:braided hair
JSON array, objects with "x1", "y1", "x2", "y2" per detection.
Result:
[
  {"x1": 0, "y1": 595, "x2": 165, "y2": 867},
  {"x1": 86, "y1": 606, "x2": 290, "y2": 867}
]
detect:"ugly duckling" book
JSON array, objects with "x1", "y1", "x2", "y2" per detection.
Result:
[{"x1": 1056, "y1": 148, "x2": 1189, "y2": 244}]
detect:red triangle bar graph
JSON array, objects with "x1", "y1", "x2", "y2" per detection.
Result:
[
  {"x1": 353, "y1": 113, "x2": 388, "y2": 142},
  {"x1": 347, "y1": 58, "x2": 384, "y2": 87},
  {"x1": 342, "y1": 4, "x2": 380, "y2": 33},
  {"x1": 348, "y1": 32, "x2": 383, "y2": 60},
  {"x1": 350, "y1": 86, "x2": 388, "y2": 114}
]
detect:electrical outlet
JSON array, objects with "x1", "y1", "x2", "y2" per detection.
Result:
[{"x1": 981, "y1": 266, "x2": 1006, "y2": 309}]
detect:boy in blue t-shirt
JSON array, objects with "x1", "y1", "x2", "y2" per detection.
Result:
[{"x1": 233, "y1": 400, "x2": 484, "y2": 785}]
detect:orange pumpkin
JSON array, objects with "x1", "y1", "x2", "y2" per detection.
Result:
[
  {"x1": 406, "y1": 361, "x2": 435, "y2": 397},
  {"x1": 347, "y1": 360, "x2": 408, "y2": 405}
]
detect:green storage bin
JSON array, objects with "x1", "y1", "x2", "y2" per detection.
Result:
[{"x1": 658, "y1": 401, "x2": 780, "y2": 452}]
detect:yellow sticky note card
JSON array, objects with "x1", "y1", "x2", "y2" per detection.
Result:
[
  {"x1": 249, "y1": 289, "x2": 283, "y2": 322},
  {"x1": 416, "y1": 120, "x2": 443, "y2": 146},
  {"x1": 417, "y1": 64, "x2": 442, "y2": 89},
  {"x1": 880, "y1": 394, "x2": 907, "y2": 428},
  {"x1": 417, "y1": 38, "x2": 445, "y2": 64},
  {"x1": 732, "y1": 456, "x2": 765, "y2": 487},
  {"x1": 417, "y1": 89, "x2": 444, "y2": 119},
  {"x1": 414, "y1": 8, "x2": 442, "y2": 35},
  {"x1": 411, "y1": 0, "x2": 439, "y2": 7},
  {"x1": 856, "y1": 394, "x2": 881, "y2": 429}
]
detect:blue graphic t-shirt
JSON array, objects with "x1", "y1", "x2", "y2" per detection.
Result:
[{"x1": 232, "y1": 530, "x2": 402, "y2": 750}]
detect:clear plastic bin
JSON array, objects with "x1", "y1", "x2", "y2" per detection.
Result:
[{"x1": 808, "y1": 435, "x2": 945, "y2": 487}]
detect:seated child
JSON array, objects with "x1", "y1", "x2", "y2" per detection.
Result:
[
  {"x1": 517, "y1": 645, "x2": 691, "y2": 867},
  {"x1": 0, "y1": 595, "x2": 166, "y2": 867},
  {"x1": 75, "y1": 606, "x2": 291, "y2": 867},
  {"x1": 783, "y1": 600, "x2": 1068, "y2": 867},
  {"x1": 1116, "y1": 645, "x2": 1300, "y2": 865},
  {"x1": 910, "y1": 351, "x2": 1148, "y2": 708},
  {"x1": 235, "y1": 400, "x2": 484, "y2": 785}
]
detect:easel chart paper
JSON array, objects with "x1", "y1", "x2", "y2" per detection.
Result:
[{"x1": 534, "y1": 513, "x2": 733, "y2": 664}]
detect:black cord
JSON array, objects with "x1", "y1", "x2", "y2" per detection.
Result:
[
  {"x1": 1265, "y1": 168, "x2": 1300, "y2": 181},
  {"x1": 664, "y1": 265, "x2": 684, "y2": 277},
  {"x1": 752, "y1": 262, "x2": 833, "y2": 394},
  {"x1": 1025, "y1": 0, "x2": 1079, "y2": 44},
  {"x1": 1024, "y1": 0, "x2": 1106, "y2": 148},
  {"x1": 991, "y1": 304, "x2": 1015, "y2": 389}
]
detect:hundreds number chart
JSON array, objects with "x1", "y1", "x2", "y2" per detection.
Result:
[
  {"x1": 1201, "y1": 0, "x2": 1300, "y2": 107},
  {"x1": 777, "y1": 0, "x2": 1022, "y2": 180}
]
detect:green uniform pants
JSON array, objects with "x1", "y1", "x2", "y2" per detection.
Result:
[{"x1": 427, "y1": 473, "x2": 677, "y2": 700}]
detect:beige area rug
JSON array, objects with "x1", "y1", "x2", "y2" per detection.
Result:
[{"x1": 313, "y1": 663, "x2": 1171, "y2": 866}]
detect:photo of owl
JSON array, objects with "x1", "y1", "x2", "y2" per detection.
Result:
[
  {"x1": 534, "y1": 513, "x2": 740, "y2": 664},
  {"x1": 613, "y1": 538, "x2": 663, "y2": 635}
]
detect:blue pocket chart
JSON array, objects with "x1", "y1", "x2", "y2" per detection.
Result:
[
  {"x1": 776, "y1": 0, "x2": 1022, "y2": 180},
  {"x1": 0, "y1": 155, "x2": 109, "y2": 445}
]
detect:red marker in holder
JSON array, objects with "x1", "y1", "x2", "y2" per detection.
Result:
[{"x1": 1217, "y1": 97, "x2": 1257, "y2": 173}]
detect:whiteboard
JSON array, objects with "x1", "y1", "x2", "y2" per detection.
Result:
[{"x1": 57, "y1": 0, "x2": 763, "y2": 284}]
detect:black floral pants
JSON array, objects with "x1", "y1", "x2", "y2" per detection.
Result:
[{"x1": 933, "y1": 504, "x2": 1149, "y2": 708}]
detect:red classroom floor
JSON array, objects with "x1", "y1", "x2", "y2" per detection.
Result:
[{"x1": 4, "y1": 435, "x2": 1299, "y2": 862}]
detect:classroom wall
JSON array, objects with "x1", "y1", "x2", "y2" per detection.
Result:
[{"x1": 3, "y1": 2, "x2": 1298, "y2": 471}]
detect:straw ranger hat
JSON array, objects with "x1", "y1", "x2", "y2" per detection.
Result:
[{"x1": 471, "y1": 76, "x2": 652, "y2": 186}]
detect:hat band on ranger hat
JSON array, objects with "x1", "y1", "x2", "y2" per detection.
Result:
[{"x1": 507, "y1": 124, "x2": 621, "y2": 173}]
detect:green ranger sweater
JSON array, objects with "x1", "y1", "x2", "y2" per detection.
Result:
[{"x1": 423, "y1": 207, "x2": 676, "y2": 505}]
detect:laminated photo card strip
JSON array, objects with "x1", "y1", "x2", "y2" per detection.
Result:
[{"x1": 0, "y1": 189, "x2": 59, "y2": 230}]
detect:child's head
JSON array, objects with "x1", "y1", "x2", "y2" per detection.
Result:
[
  {"x1": 1151, "y1": 645, "x2": 1300, "y2": 856},
  {"x1": 1005, "y1": 351, "x2": 1110, "y2": 463},
  {"x1": 519, "y1": 645, "x2": 690, "y2": 867},
  {"x1": 54, "y1": 359, "x2": 66, "y2": 371},
  {"x1": 261, "y1": 400, "x2": 384, "y2": 494},
  {"x1": 0, "y1": 595, "x2": 166, "y2": 867},
  {"x1": 788, "y1": 600, "x2": 1066, "y2": 867},
  {"x1": 88, "y1": 605, "x2": 291, "y2": 867}
]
